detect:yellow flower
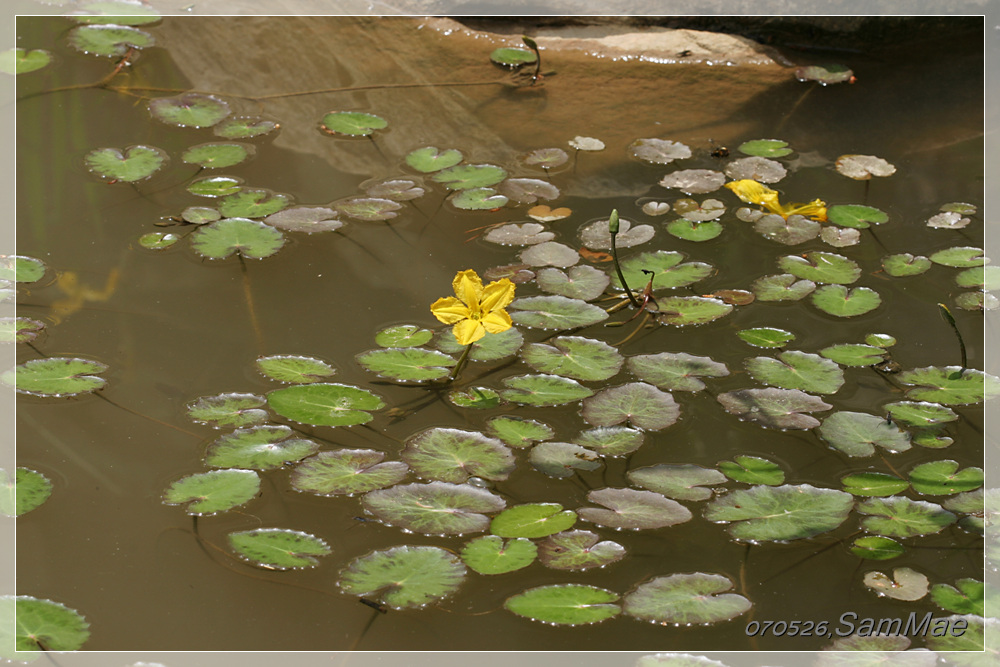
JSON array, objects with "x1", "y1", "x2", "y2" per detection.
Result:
[
  {"x1": 430, "y1": 269, "x2": 516, "y2": 345},
  {"x1": 724, "y1": 179, "x2": 827, "y2": 222}
]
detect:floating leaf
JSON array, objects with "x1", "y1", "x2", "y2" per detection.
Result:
[
  {"x1": 68, "y1": 24, "x2": 154, "y2": 56},
  {"x1": 267, "y1": 383, "x2": 383, "y2": 427},
  {"x1": 190, "y1": 218, "x2": 285, "y2": 259},
  {"x1": 214, "y1": 116, "x2": 279, "y2": 139},
  {"x1": 364, "y1": 178, "x2": 424, "y2": 201},
  {"x1": 84, "y1": 145, "x2": 167, "y2": 182},
  {"x1": 738, "y1": 139, "x2": 792, "y2": 158},
  {"x1": 0, "y1": 316, "x2": 44, "y2": 343},
  {"x1": 13, "y1": 597, "x2": 90, "y2": 651},
  {"x1": 629, "y1": 464, "x2": 726, "y2": 502},
  {"x1": 612, "y1": 250, "x2": 714, "y2": 291},
  {"x1": 204, "y1": 425, "x2": 319, "y2": 471},
  {"x1": 375, "y1": 324, "x2": 433, "y2": 348},
  {"x1": 509, "y1": 295, "x2": 608, "y2": 329},
  {"x1": 819, "y1": 343, "x2": 886, "y2": 367},
  {"x1": 2, "y1": 48, "x2": 52, "y2": 74},
  {"x1": 718, "y1": 456, "x2": 784, "y2": 486},
  {"x1": 841, "y1": 472, "x2": 909, "y2": 497},
  {"x1": 897, "y1": 366, "x2": 1000, "y2": 405},
  {"x1": 924, "y1": 615, "x2": 986, "y2": 652},
  {"x1": 746, "y1": 350, "x2": 844, "y2": 394},
  {"x1": 656, "y1": 296, "x2": 733, "y2": 326},
  {"x1": 521, "y1": 336, "x2": 623, "y2": 382},
  {"x1": 15, "y1": 468, "x2": 53, "y2": 516},
  {"x1": 402, "y1": 428, "x2": 514, "y2": 483},
  {"x1": 582, "y1": 382, "x2": 679, "y2": 431},
  {"x1": 228, "y1": 528, "x2": 331, "y2": 570},
  {"x1": 181, "y1": 206, "x2": 220, "y2": 224},
  {"x1": 188, "y1": 175, "x2": 243, "y2": 197},
  {"x1": 569, "y1": 136, "x2": 605, "y2": 151},
  {"x1": 849, "y1": 535, "x2": 905, "y2": 560},
  {"x1": 527, "y1": 204, "x2": 572, "y2": 222},
  {"x1": 72, "y1": 2, "x2": 161, "y2": 25},
  {"x1": 182, "y1": 142, "x2": 253, "y2": 169},
  {"x1": 737, "y1": 328, "x2": 795, "y2": 349},
  {"x1": 530, "y1": 442, "x2": 602, "y2": 478},
  {"x1": 929, "y1": 579, "x2": 985, "y2": 616},
  {"x1": 0, "y1": 255, "x2": 46, "y2": 283},
  {"x1": 627, "y1": 352, "x2": 729, "y2": 391},
  {"x1": 836, "y1": 154, "x2": 896, "y2": 180},
  {"x1": 929, "y1": 246, "x2": 987, "y2": 267},
  {"x1": 405, "y1": 146, "x2": 462, "y2": 173},
  {"x1": 642, "y1": 201, "x2": 671, "y2": 216},
  {"x1": 490, "y1": 46, "x2": 537, "y2": 66},
  {"x1": 778, "y1": 251, "x2": 860, "y2": 284},
  {"x1": 148, "y1": 93, "x2": 230, "y2": 128},
  {"x1": 356, "y1": 347, "x2": 455, "y2": 382},
  {"x1": 580, "y1": 217, "x2": 654, "y2": 250},
  {"x1": 883, "y1": 401, "x2": 958, "y2": 427},
  {"x1": 335, "y1": 197, "x2": 401, "y2": 221},
  {"x1": 955, "y1": 291, "x2": 999, "y2": 311},
  {"x1": 908, "y1": 460, "x2": 983, "y2": 495},
  {"x1": 856, "y1": 496, "x2": 957, "y2": 537},
  {"x1": 536, "y1": 265, "x2": 610, "y2": 301},
  {"x1": 704, "y1": 484, "x2": 854, "y2": 541},
  {"x1": 718, "y1": 387, "x2": 831, "y2": 429},
  {"x1": 927, "y1": 211, "x2": 970, "y2": 229},
  {"x1": 579, "y1": 487, "x2": 691, "y2": 530},
  {"x1": 290, "y1": 449, "x2": 408, "y2": 496},
  {"x1": 3, "y1": 357, "x2": 107, "y2": 396},
  {"x1": 450, "y1": 187, "x2": 508, "y2": 210},
  {"x1": 574, "y1": 426, "x2": 644, "y2": 457},
  {"x1": 754, "y1": 214, "x2": 820, "y2": 245},
  {"x1": 811, "y1": 285, "x2": 881, "y2": 317},
  {"x1": 537, "y1": 530, "x2": 625, "y2": 570},
  {"x1": 491, "y1": 503, "x2": 577, "y2": 538},
  {"x1": 162, "y1": 469, "x2": 260, "y2": 515},
  {"x1": 724, "y1": 156, "x2": 786, "y2": 183},
  {"x1": 818, "y1": 411, "x2": 911, "y2": 456},
  {"x1": 827, "y1": 204, "x2": 888, "y2": 229},
  {"x1": 255, "y1": 355, "x2": 335, "y2": 383},
  {"x1": 321, "y1": 111, "x2": 387, "y2": 136},
  {"x1": 495, "y1": 179, "x2": 559, "y2": 205},
  {"x1": 362, "y1": 481, "x2": 505, "y2": 535},
  {"x1": 504, "y1": 584, "x2": 620, "y2": 626},
  {"x1": 435, "y1": 326, "x2": 523, "y2": 361},
  {"x1": 460, "y1": 535, "x2": 536, "y2": 574},
  {"x1": 658, "y1": 169, "x2": 726, "y2": 194},
  {"x1": 955, "y1": 265, "x2": 1000, "y2": 290},
  {"x1": 673, "y1": 198, "x2": 725, "y2": 222},
  {"x1": 820, "y1": 226, "x2": 860, "y2": 248},
  {"x1": 624, "y1": 573, "x2": 751, "y2": 625},
  {"x1": 519, "y1": 241, "x2": 580, "y2": 268},
  {"x1": 864, "y1": 567, "x2": 928, "y2": 601},
  {"x1": 795, "y1": 63, "x2": 854, "y2": 84},
  {"x1": 484, "y1": 222, "x2": 554, "y2": 246},
  {"x1": 666, "y1": 219, "x2": 723, "y2": 242},
  {"x1": 629, "y1": 138, "x2": 691, "y2": 165},
  {"x1": 432, "y1": 163, "x2": 507, "y2": 190},
  {"x1": 187, "y1": 392, "x2": 267, "y2": 428},
  {"x1": 523, "y1": 148, "x2": 569, "y2": 170},
  {"x1": 218, "y1": 189, "x2": 291, "y2": 218},
  {"x1": 339, "y1": 545, "x2": 466, "y2": 609},
  {"x1": 751, "y1": 273, "x2": 816, "y2": 301},
  {"x1": 911, "y1": 426, "x2": 954, "y2": 449},
  {"x1": 487, "y1": 416, "x2": 553, "y2": 448}
]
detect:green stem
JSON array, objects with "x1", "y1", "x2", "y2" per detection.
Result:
[
  {"x1": 449, "y1": 343, "x2": 474, "y2": 382},
  {"x1": 609, "y1": 209, "x2": 641, "y2": 309},
  {"x1": 938, "y1": 303, "x2": 968, "y2": 370}
]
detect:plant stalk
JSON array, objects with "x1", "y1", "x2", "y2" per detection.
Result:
[
  {"x1": 609, "y1": 209, "x2": 641, "y2": 309},
  {"x1": 449, "y1": 342, "x2": 474, "y2": 382},
  {"x1": 938, "y1": 303, "x2": 967, "y2": 371}
]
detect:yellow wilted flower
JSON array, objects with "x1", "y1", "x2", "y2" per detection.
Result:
[
  {"x1": 430, "y1": 269, "x2": 515, "y2": 346},
  {"x1": 724, "y1": 179, "x2": 827, "y2": 222}
]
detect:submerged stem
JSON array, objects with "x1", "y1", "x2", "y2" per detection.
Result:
[
  {"x1": 938, "y1": 303, "x2": 968, "y2": 370},
  {"x1": 239, "y1": 255, "x2": 264, "y2": 353}
]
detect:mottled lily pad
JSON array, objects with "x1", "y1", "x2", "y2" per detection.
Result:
[
  {"x1": 365, "y1": 178, "x2": 424, "y2": 201},
  {"x1": 658, "y1": 169, "x2": 726, "y2": 194},
  {"x1": 629, "y1": 138, "x2": 691, "y2": 165},
  {"x1": 321, "y1": 111, "x2": 387, "y2": 136},
  {"x1": 717, "y1": 387, "x2": 831, "y2": 429},
  {"x1": 487, "y1": 416, "x2": 553, "y2": 448},
  {"x1": 186, "y1": 392, "x2": 267, "y2": 428},
  {"x1": 267, "y1": 383, "x2": 384, "y2": 426},
  {"x1": 335, "y1": 197, "x2": 402, "y2": 221},
  {"x1": 448, "y1": 385, "x2": 500, "y2": 409},
  {"x1": 460, "y1": 536, "x2": 537, "y2": 574},
  {"x1": 724, "y1": 156, "x2": 786, "y2": 183},
  {"x1": 856, "y1": 496, "x2": 957, "y2": 537},
  {"x1": 704, "y1": 484, "x2": 854, "y2": 541},
  {"x1": 402, "y1": 428, "x2": 514, "y2": 483},
  {"x1": 578, "y1": 487, "x2": 692, "y2": 530},
  {"x1": 927, "y1": 211, "x2": 970, "y2": 229},
  {"x1": 491, "y1": 503, "x2": 577, "y2": 538},
  {"x1": 204, "y1": 425, "x2": 319, "y2": 470},
  {"x1": 68, "y1": 24, "x2": 154, "y2": 56},
  {"x1": 529, "y1": 442, "x2": 602, "y2": 478},
  {"x1": 574, "y1": 426, "x2": 644, "y2": 457},
  {"x1": 581, "y1": 382, "x2": 680, "y2": 431},
  {"x1": 162, "y1": 469, "x2": 260, "y2": 516},
  {"x1": 897, "y1": 366, "x2": 999, "y2": 405},
  {"x1": 450, "y1": 187, "x2": 508, "y2": 210},
  {"x1": 218, "y1": 189, "x2": 291, "y2": 218},
  {"x1": 228, "y1": 528, "x2": 331, "y2": 570},
  {"x1": 13, "y1": 597, "x2": 90, "y2": 652},
  {"x1": 504, "y1": 584, "x2": 620, "y2": 626},
  {"x1": 624, "y1": 573, "x2": 751, "y2": 625},
  {"x1": 580, "y1": 217, "x2": 654, "y2": 250},
  {"x1": 836, "y1": 154, "x2": 896, "y2": 180},
  {"x1": 1, "y1": 317, "x2": 44, "y2": 344},
  {"x1": 84, "y1": 145, "x2": 167, "y2": 182},
  {"x1": 362, "y1": 481, "x2": 505, "y2": 535},
  {"x1": 149, "y1": 93, "x2": 230, "y2": 128},
  {"x1": 484, "y1": 223, "x2": 554, "y2": 246},
  {"x1": 673, "y1": 198, "x2": 726, "y2": 222},
  {"x1": 255, "y1": 355, "x2": 335, "y2": 383},
  {"x1": 627, "y1": 352, "x2": 729, "y2": 391},
  {"x1": 778, "y1": 252, "x2": 860, "y2": 284},
  {"x1": 537, "y1": 530, "x2": 625, "y2": 570},
  {"x1": 746, "y1": 350, "x2": 844, "y2": 394},
  {"x1": 754, "y1": 214, "x2": 820, "y2": 245},
  {"x1": 523, "y1": 147, "x2": 569, "y2": 170},
  {"x1": 432, "y1": 164, "x2": 507, "y2": 190},
  {"x1": 355, "y1": 347, "x2": 455, "y2": 382},
  {"x1": 827, "y1": 204, "x2": 888, "y2": 229},
  {"x1": 820, "y1": 226, "x2": 861, "y2": 248},
  {"x1": 214, "y1": 116, "x2": 279, "y2": 139},
  {"x1": 611, "y1": 250, "x2": 714, "y2": 291},
  {"x1": 536, "y1": 265, "x2": 610, "y2": 301},
  {"x1": 819, "y1": 343, "x2": 886, "y2": 367},
  {"x1": 864, "y1": 567, "x2": 929, "y2": 601},
  {"x1": 190, "y1": 218, "x2": 285, "y2": 259},
  {"x1": 290, "y1": 449, "x2": 408, "y2": 496},
  {"x1": 497, "y1": 178, "x2": 559, "y2": 204},
  {"x1": 3, "y1": 357, "x2": 107, "y2": 396},
  {"x1": 818, "y1": 411, "x2": 911, "y2": 456},
  {"x1": 908, "y1": 460, "x2": 983, "y2": 495},
  {"x1": 628, "y1": 464, "x2": 726, "y2": 501},
  {"x1": 509, "y1": 295, "x2": 608, "y2": 329},
  {"x1": 338, "y1": 545, "x2": 466, "y2": 609},
  {"x1": 521, "y1": 336, "x2": 623, "y2": 381}
]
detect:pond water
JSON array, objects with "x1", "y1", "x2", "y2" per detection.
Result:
[{"x1": 12, "y1": 15, "x2": 987, "y2": 653}]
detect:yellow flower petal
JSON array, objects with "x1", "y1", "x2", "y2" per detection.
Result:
[
  {"x1": 481, "y1": 309, "x2": 512, "y2": 334},
  {"x1": 452, "y1": 270, "x2": 484, "y2": 312},
  {"x1": 453, "y1": 319, "x2": 485, "y2": 346},
  {"x1": 784, "y1": 199, "x2": 828, "y2": 222},
  {"x1": 430, "y1": 297, "x2": 471, "y2": 324},
  {"x1": 724, "y1": 179, "x2": 777, "y2": 205},
  {"x1": 479, "y1": 278, "x2": 515, "y2": 313}
]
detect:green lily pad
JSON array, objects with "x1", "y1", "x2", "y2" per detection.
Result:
[
  {"x1": 218, "y1": 189, "x2": 291, "y2": 218},
  {"x1": 267, "y1": 383, "x2": 384, "y2": 427},
  {"x1": 849, "y1": 535, "x2": 905, "y2": 560},
  {"x1": 435, "y1": 326, "x2": 523, "y2": 361},
  {"x1": 629, "y1": 138, "x2": 692, "y2": 165},
  {"x1": 68, "y1": 24, "x2": 154, "y2": 56},
  {"x1": 611, "y1": 250, "x2": 714, "y2": 291},
  {"x1": 717, "y1": 387, "x2": 832, "y2": 429},
  {"x1": 524, "y1": 147, "x2": 569, "y2": 170},
  {"x1": 574, "y1": 426, "x2": 644, "y2": 457},
  {"x1": 460, "y1": 535, "x2": 537, "y2": 574},
  {"x1": 375, "y1": 324, "x2": 433, "y2": 348},
  {"x1": 908, "y1": 460, "x2": 983, "y2": 495},
  {"x1": 182, "y1": 142, "x2": 253, "y2": 169},
  {"x1": 2, "y1": 48, "x2": 52, "y2": 74},
  {"x1": 432, "y1": 164, "x2": 507, "y2": 190},
  {"x1": 737, "y1": 328, "x2": 795, "y2": 349},
  {"x1": 290, "y1": 449, "x2": 408, "y2": 496},
  {"x1": 214, "y1": 116, "x2": 279, "y2": 139},
  {"x1": 856, "y1": 496, "x2": 957, "y2": 537},
  {"x1": 818, "y1": 411, "x2": 911, "y2": 456},
  {"x1": 581, "y1": 382, "x2": 680, "y2": 431},
  {"x1": 941, "y1": 489, "x2": 983, "y2": 515},
  {"x1": 521, "y1": 336, "x2": 623, "y2": 382},
  {"x1": 929, "y1": 579, "x2": 985, "y2": 616},
  {"x1": 448, "y1": 386, "x2": 501, "y2": 409},
  {"x1": 362, "y1": 481, "x2": 505, "y2": 535},
  {"x1": 490, "y1": 46, "x2": 537, "y2": 66},
  {"x1": 321, "y1": 111, "x2": 387, "y2": 136},
  {"x1": 338, "y1": 545, "x2": 466, "y2": 609},
  {"x1": 402, "y1": 428, "x2": 514, "y2": 483},
  {"x1": 718, "y1": 456, "x2": 785, "y2": 485},
  {"x1": 629, "y1": 464, "x2": 726, "y2": 502},
  {"x1": 72, "y1": 2, "x2": 161, "y2": 24},
  {"x1": 190, "y1": 218, "x2": 285, "y2": 259},
  {"x1": 738, "y1": 139, "x2": 792, "y2": 158},
  {"x1": 356, "y1": 347, "x2": 456, "y2": 382},
  {"x1": 2, "y1": 357, "x2": 107, "y2": 396},
  {"x1": 181, "y1": 206, "x2": 220, "y2": 224},
  {"x1": 255, "y1": 354, "x2": 335, "y2": 383},
  {"x1": 778, "y1": 252, "x2": 860, "y2": 284},
  {"x1": 884, "y1": 401, "x2": 958, "y2": 427},
  {"x1": 655, "y1": 296, "x2": 733, "y2": 326},
  {"x1": 3, "y1": 317, "x2": 45, "y2": 343},
  {"x1": 897, "y1": 366, "x2": 1000, "y2": 405},
  {"x1": 579, "y1": 487, "x2": 692, "y2": 530},
  {"x1": 0, "y1": 255, "x2": 46, "y2": 283},
  {"x1": 228, "y1": 528, "x2": 331, "y2": 570},
  {"x1": 929, "y1": 246, "x2": 987, "y2": 267},
  {"x1": 498, "y1": 178, "x2": 560, "y2": 204},
  {"x1": 666, "y1": 219, "x2": 724, "y2": 242},
  {"x1": 537, "y1": 530, "x2": 625, "y2": 570},
  {"x1": 162, "y1": 469, "x2": 260, "y2": 516},
  {"x1": 509, "y1": 295, "x2": 608, "y2": 329},
  {"x1": 754, "y1": 214, "x2": 820, "y2": 245},
  {"x1": 487, "y1": 416, "x2": 553, "y2": 448},
  {"x1": 811, "y1": 285, "x2": 882, "y2": 317},
  {"x1": 751, "y1": 273, "x2": 816, "y2": 301},
  {"x1": 335, "y1": 197, "x2": 402, "y2": 221},
  {"x1": 204, "y1": 425, "x2": 318, "y2": 471},
  {"x1": 450, "y1": 187, "x2": 508, "y2": 210},
  {"x1": 529, "y1": 442, "x2": 602, "y2": 478},
  {"x1": 746, "y1": 350, "x2": 844, "y2": 394},
  {"x1": 188, "y1": 175, "x2": 243, "y2": 197},
  {"x1": 924, "y1": 615, "x2": 986, "y2": 653},
  {"x1": 491, "y1": 503, "x2": 577, "y2": 538},
  {"x1": 882, "y1": 253, "x2": 932, "y2": 277},
  {"x1": 911, "y1": 425, "x2": 955, "y2": 449},
  {"x1": 13, "y1": 597, "x2": 90, "y2": 652},
  {"x1": 827, "y1": 205, "x2": 888, "y2": 229},
  {"x1": 626, "y1": 352, "x2": 729, "y2": 391},
  {"x1": 624, "y1": 573, "x2": 751, "y2": 625},
  {"x1": 841, "y1": 472, "x2": 909, "y2": 497},
  {"x1": 795, "y1": 63, "x2": 854, "y2": 84},
  {"x1": 864, "y1": 567, "x2": 929, "y2": 601},
  {"x1": 536, "y1": 265, "x2": 610, "y2": 301},
  {"x1": 499, "y1": 374, "x2": 593, "y2": 407},
  {"x1": 504, "y1": 584, "x2": 620, "y2": 626},
  {"x1": 84, "y1": 145, "x2": 167, "y2": 182},
  {"x1": 405, "y1": 146, "x2": 463, "y2": 173},
  {"x1": 704, "y1": 484, "x2": 854, "y2": 541},
  {"x1": 866, "y1": 333, "x2": 896, "y2": 347},
  {"x1": 955, "y1": 290, "x2": 999, "y2": 311},
  {"x1": 186, "y1": 392, "x2": 267, "y2": 428},
  {"x1": 14, "y1": 468, "x2": 53, "y2": 516},
  {"x1": 148, "y1": 93, "x2": 230, "y2": 128},
  {"x1": 955, "y1": 265, "x2": 1000, "y2": 289},
  {"x1": 819, "y1": 343, "x2": 886, "y2": 367}
]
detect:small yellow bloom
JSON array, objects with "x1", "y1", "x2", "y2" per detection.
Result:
[
  {"x1": 724, "y1": 179, "x2": 827, "y2": 222},
  {"x1": 430, "y1": 269, "x2": 515, "y2": 345}
]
